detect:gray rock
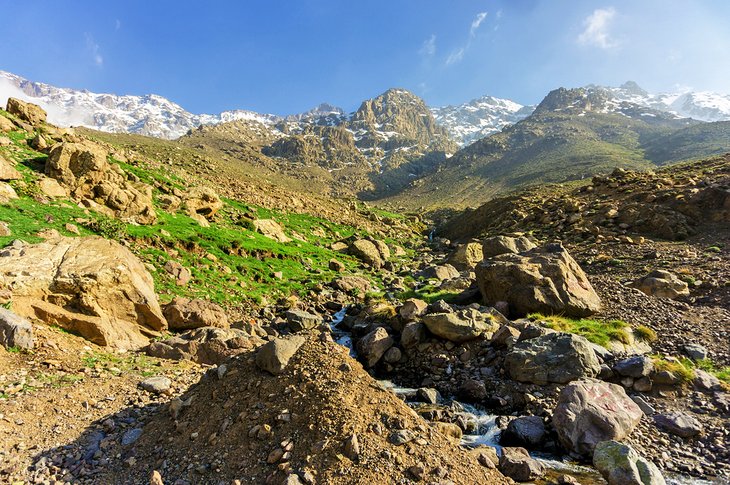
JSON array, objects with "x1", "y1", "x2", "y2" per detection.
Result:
[
  {"x1": 356, "y1": 327, "x2": 393, "y2": 367},
  {"x1": 614, "y1": 356, "x2": 654, "y2": 378},
  {"x1": 400, "y1": 322, "x2": 426, "y2": 348},
  {"x1": 343, "y1": 433, "x2": 360, "y2": 461},
  {"x1": 501, "y1": 416, "x2": 546, "y2": 448},
  {"x1": 418, "y1": 264, "x2": 460, "y2": 281},
  {"x1": 593, "y1": 440, "x2": 666, "y2": 485},
  {"x1": 631, "y1": 395, "x2": 655, "y2": 415},
  {"x1": 653, "y1": 412, "x2": 702, "y2": 438},
  {"x1": 631, "y1": 270, "x2": 689, "y2": 299},
  {"x1": 255, "y1": 336, "x2": 306, "y2": 375},
  {"x1": 0, "y1": 308, "x2": 33, "y2": 350},
  {"x1": 139, "y1": 376, "x2": 172, "y2": 394},
  {"x1": 417, "y1": 387, "x2": 441, "y2": 404},
  {"x1": 389, "y1": 429, "x2": 416, "y2": 445},
  {"x1": 553, "y1": 378, "x2": 643, "y2": 456},
  {"x1": 683, "y1": 343, "x2": 708, "y2": 361},
  {"x1": 285, "y1": 310, "x2": 323, "y2": 332},
  {"x1": 163, "y1": 297, "x2": 229, "y2": 330},
  {"x1": 422, "y1": 308, "x2": 502, "y2": 343},
  {"x1": 482, "y1": 235, "x2": 536, "y2": 259},
  {"x1": 399, "y1": 298, "x2": 428, "y2": 321},
  {"x1": 504, "y1": 332, "x2": 600, "y2": 385},
  {"x1": 498, "y1": 446, "x2": 545, "y2": 482},
  {"x1": 121, "y1": 428, "x2": 143, "y2": 446},
  {"x1": 693, "y1": 369, "x2": 722, "y2": 392}
]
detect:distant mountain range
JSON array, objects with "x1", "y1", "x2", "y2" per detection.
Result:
[{"x1": 3, "y1": 70, "x2": 729, "y2": 146}]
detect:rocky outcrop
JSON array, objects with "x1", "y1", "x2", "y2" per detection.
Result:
[
  {"x1": 476, "y1": 242, "x2": 601, "y2": 317},
  {"x1": 593, "y1": 440, "x2": 666, "y2": 485},
  {"x1": 182, "y1": 186, "x2": 223, "y2": 225},
  {"x1": 252, "y1": 219, "x2": 291, "y2": 243},
  {"x1": 631, "y1": 270, "x2": 689, "y2": 299},
  {"x1": 422, "y1": 308, "x2": 503, "y2": 343},
  {"x1": 46, "y1": 142, "x2": 156, "y2": 224},
  {"x1": 0, "y1": 235, "x2": 166, "y2": 349},
  {"x1": 6, "y1": 97, "x2": 47, "y2": 126},
  {"x1": 504, "y1": 332, "x2": 600, "y2": 384},
  {"x1": 147, "y1": 327, "x2": 258, "y2": 365},
  {"x1": 163, "y1": 297, "x2": 229, "y2": 331},
  {"x1": 553, "y1": 378, "x2": 643, "y2": 457}
]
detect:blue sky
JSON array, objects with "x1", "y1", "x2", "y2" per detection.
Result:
[{"x1": 2, "y1": 0, "x2": 729, "y2": 115}]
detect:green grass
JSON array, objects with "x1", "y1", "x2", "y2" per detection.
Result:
[
  {"x1": 634, "y1": 325, "x2": 658, "y2": 342},
  {"x1": 529, "y1": 314, "x2": 632, "y2": 347},
  {"x1": 397, "y1": 284, "x2": 462, "y2": 304},
  {"x1": 652, "y1": 356, "x2": 696, "y2": 383},
  {"x1": 690, "y1": 358, "x2": 730, "y2": 384}
]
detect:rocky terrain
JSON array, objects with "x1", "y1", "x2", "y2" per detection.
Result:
[{"x1": 0, "y1": 94, "x2": 728, "y2": 485}]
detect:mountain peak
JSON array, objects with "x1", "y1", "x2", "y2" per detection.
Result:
[{"x1": 619, "y1": 81, "x2": 648, "y2": 96}]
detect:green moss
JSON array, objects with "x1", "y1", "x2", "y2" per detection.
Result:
[{"x1": 529, "y1": 314, "x2": 631, "y2": 347}]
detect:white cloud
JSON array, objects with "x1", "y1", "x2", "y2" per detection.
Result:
[
  {"x1": 446, "y1": 48, "x2": 465, "y2": 65},
  {"x1": 470, "y1": 12, "x2": 488, "y2": 37},
  {"x1": 85, "y1": 33, "x2": 103, "y2": 67},
  {"x1": 578, "y1": 7, "x2": 618, "y2": 49},
  {"x1": 419, "y1": 34, "x2": 436, "y2": 58}
]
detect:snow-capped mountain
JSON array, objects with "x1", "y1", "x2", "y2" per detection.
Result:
[
  {"x1": 0, "y1": 70, "x2": 280, "y2": 139},
  {"x1": 431, "y1": 96, "x2": 534, "y2": 146}
]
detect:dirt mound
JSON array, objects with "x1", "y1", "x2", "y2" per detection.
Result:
[{"x1": 100, "y1": 333, "x2": 507, "y2": 484}]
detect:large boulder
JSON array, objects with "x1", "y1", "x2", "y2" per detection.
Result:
[
  {"x1": 653, "y1": 412, "x2": 702, "y2": 438},
  {"x1": 349, "y1": 239, "x2": 385, "y2": 269},
  {"x1": 631, "y1": 270, "x2": 689, "y2": 300},
  {"x1": 252, "y1": 219, "x2": 291, "y2": 243},
  {"x1": 182, "y1": 186, "x2": 223, "y2": 222},
  {"x1": 46, "y1": 142, "x2": 156, "y2": 224},
  {"x1": 422, "y1": 308, "x2": 504, "y2": 343},
  {"x1": 447, "y1": 242, "x2": 483, "y2": 270},
  {"x1": 476, "y1": 242, "x2": 601, "y2": 317},
  {"x1": 501, "y1": 416, "x2": 546, "y2": 448},
  {"x1": 481, "y1": 235, "x2": 535, "y2": 259},
  {"x1": 6, "y1": 97, "x2": 47, "y2": 126},
  {"x1": 0, "y1": 235, "x2": 166, "y2": 349},
  {"x1": 256, "y1": 335, "x2": 306, "y2": 375},
  {"x1": 0, "y1": 308, "x2": 34, "y2": 349},
  {"x1": 356, "y1": 327, "x2": 394, "y2": 367},
  {"x1": 163, "y1": 297, "x2": 229, "y2": 331},
  {"x1": 418, "y1": 264, "x2": 460, "y2": 281},
  {"x1": 593, "y1": 440, "x2": 666, "y2": 485},
  {"x1": 498, "y1": 447, "x2": 545, "y2": 482},
  {"x1": 553, "y1": 378, "x2": 643, "y2": 457},
  {"x1": 504, "y1": 332, "x2": 600, "y2": 384},
  {"x1": 0, "y1": 153, "x2": 21, "y2": 181}
]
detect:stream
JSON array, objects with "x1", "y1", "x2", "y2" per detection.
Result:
[{"x1": 328, "y1": 309, "x2": 716, "y2": 485}]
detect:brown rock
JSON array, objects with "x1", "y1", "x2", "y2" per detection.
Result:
[
  {"x1": 6, "y1": 97, "x2": 47, "y2": 125},
  {"x1": 163, "y1": 297, "x2": 229, "y2": 330}
]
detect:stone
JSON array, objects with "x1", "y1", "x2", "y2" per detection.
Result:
[
  {"x1": 332, "y1": 276, "x2": 371, "y2": 295},
  {"x1": 633, "y1": 376, "x2": 652, "y2": 393},
  {"x1": 470, "y1": 446, "x2": 499, "y2": 469},
  {"x1": 383, "y1": 346, "x2": 402, "y2": 363},
  {"x1": 476, "y1": 242, "x2": 601, "y2": 317},
  {"x1": 388, "y1": 429, "x2": 416, "y2": 445},
  {"x1": 0, "y1": 154, "x2": 21, "y2": 181},
  {"x1": 6, "y1": 97, "x2": 47, "y2": 125},
  {"x1": 631, "y1": 270, "x2": 689, "y2": 299},
  {"x1": 343, "y1": 433, "x2": 360, "y2": 461},
  {"x1": 422, "y1": 308, "x2": 502, "y2": 343},
  {"x1": 593, "y1": 440, "x2": 666, "y2": 485},
  {"x1": 349, "y1": 239, "x2": 384, "y2": 268},
  {"x1": 501, "y1": 416, "x2": 546, "y2": 448},
  {"x1": 631, "y1": 395, "x2": 656, "y2": 415},
  {"x1": 482, "y1": 235, "x2": 536, "y2": 259},
  {"x1": 38, "y1": 177, "x2": 68, "y2": 197},
  {"x1": 399, "y1": 298, "x2": 428, "y2": 321},
  {"x1": 285, "y1": 310, "x2": 323, "y2": 332},
  {"x1": 147, "y1": 327, "x2": 256, "y2": 365},
  {"x1": 683, "y1": 343, "x2": 708, "y2": 361},
  {"x1": 356, "y1": 327, "x2": 393, "y2": 367},
  {"x1": 121, "y1": 428, "x2": 143, "y2": 446},
  {"x1": 252, "y1": 219, "x2": 291, "y2": 243},
  {"x1": 614, "y1": 356, "x2": 654, "y2": 378},
  {"x1": 150, "y1": 470, "x2": 164, "y2": 485},
  {"x1": 0, "y1": 308, "x2": 34, "y2": 350},
  {"x1": 328, "y1": 259, "x2": 345, "y2": 272},
  {"x1": 182, "y1": 186, "x2": 223, "y2": 221},
  {"x1": 0, "y1": 182, "x2": 18, "y2": 202},
  {"x1": 400, "y1": 322, "x2": 426, "y2": 348},
  {"x1": 0, "y1": 235, "x2": 166, "y2": 349},
  {"x1": 447, "y1": 242, "x2": 484, "y2": 270},
  {"x1": 0, "y1": 222, "x2": 9, "y2": 237},
  {"x1": 255, "y1": 335, "x2": 306, "y2": 375},
  {"x1": 164, "y1": 261, "x2": 192, "y2": 286},
  {"x1": 139, "y1": 376, "x2": 172, "y2": 394},
  {"x1": 433, "y1": 422, "x2": 463, "y2": 442},
  {"x1": 504, "y1": 332, "x2": 600, "y2": 385},
  {"x1": 459, "y1": 378, "x2": 487, "y2": 402},
  {"x1": 0, "y1": 115, "x2": 16, "y2": 132},
  {"x1": 491, "y1": 325, "x2": 521, "y2": 348},
  {"x1": 693, "y1": 369, "x2": 722, "y2": 392},
  {"x1": 417, "y1": 387, "x2": 441, "y2": 404},
  {"x1": 164, "y1": 297, "x2": 229, "y2": 330},
  {"x1": 418, "y1": 264, "x2": 460, "y2": 281},
  {"x1": 498, "y1": 447, "x2": 545, "y2": 482},
  {"x1": 553, "y1": 378, "x2": 643, "y2": 457},
  {"x1": 653, "y1": 412, "x2": 702, "y2": 438}
]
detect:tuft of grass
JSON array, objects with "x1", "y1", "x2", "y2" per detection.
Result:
[
  {"x1": 690, "y1": 358, "x2": 730, "y2": 384},
  {"x1": 5, "y1": 346, "x2": 22, "y2": 353},
  {"x1": 634, "y1": 325, "x2": 658, "y2": 342},
  {"x1": 529, "y1": 313, "x2": 631, "y2": 347},
  {"x1": 397, "y1": 284, "x2": 461, "y2": 304},
  {"x1": 652, "y1": 356, "x2": 695, "y2": 383}
]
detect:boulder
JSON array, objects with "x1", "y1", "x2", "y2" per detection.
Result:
[
  {"x1": 593, "y1": 440, "x2": 666, "y2": 485},
  {"x1": 498, "y1": 447, "x2": 545, "y2": 482},
  {"x1": 418, "y1": 264, "x2": 460, "y2": 281},
  {"x1": 422, "y1": 308, "x2": 503, "y2": 343},
  {"x1": 139, "y1": 376, "x2": 172, "y2": 395},
  {"x1": 653, "y1": 412, "x2": 702, "y2": 438},
  {"x1": 614, "y1": 356, "x2": 654, "y2": 378},
  {"x1": 0, "y1": 154, "x2": 21, "y2": 181},
  {"x1": 0, "y1": 308, "x2": 34, "y2": 349},
  {"x1": 0, "y1": 235, "x2": 166, "y2": 349},
  {"x1": 164, "y1": 261, "x2": 192, "y2": 286},
  {"x1": 356, "y1": 327, "x2": 393, "y2": 367},
  {"x1": 477, "y1": 242, "x2": 601, "y2": 317},
  {"x1": 447, "y1": 242, "x2": 483, "y2": 270},
  {"x1": 553, "y1": 378, "x2": 643, "y2": 456},
  {"x1": 0, "y1": 115, "x2": 16, "y2": 132},
  {"x1": 255, "y1": 335, "x2": 306, "y2": 375},
  {"x1": 399, "y1": 298, "x2": 428, "y2": 321},
  {"x1": 400, "y1": 322, "x2": 426, "y2": 348},
  {"x1": 433, "y1": 422, "x2": 463, "y2": 442},
  {"x1": 38, "y1": 177, "x2": 68, "y2": 197},
  {"x1": 182, "y1": 186, "x2": 223, "y2": 221},
  {"x1": 331, "y1": 275, "x2": 372, "y2": 295},
  {"x1": 349, "y1": 239, "x2": 384, "y2": 268},
  {"x1": 631, "y1": 270, "x2": 689, "y2": 299},
  {"x1": 6, "y1": 97, "x2": 47, "y2": 125},
  {"x1": 0, "y1": 182, "x2": 18, "y2": 202},
  {"x1": 482, "y1": 235, "x2": 536, "y2": 259},
  {"x1": 501, "y1": 416, "x2": 546, "y2": 448},
  {"x1": 505, "y1": 332, "x2": 600, "y2": 384},
  {"x1": 163, "y1": 297, "x2": 229, "y2": 330},
  {"x1": 285, "y1": 309, "x2": 323, "y2": 332},
  {"x1": 252, "y1": 219, "x2": 291, "y2": 243},
  {"x1": 147, "y1": 327, "x2": 257, "y2": 365}
]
